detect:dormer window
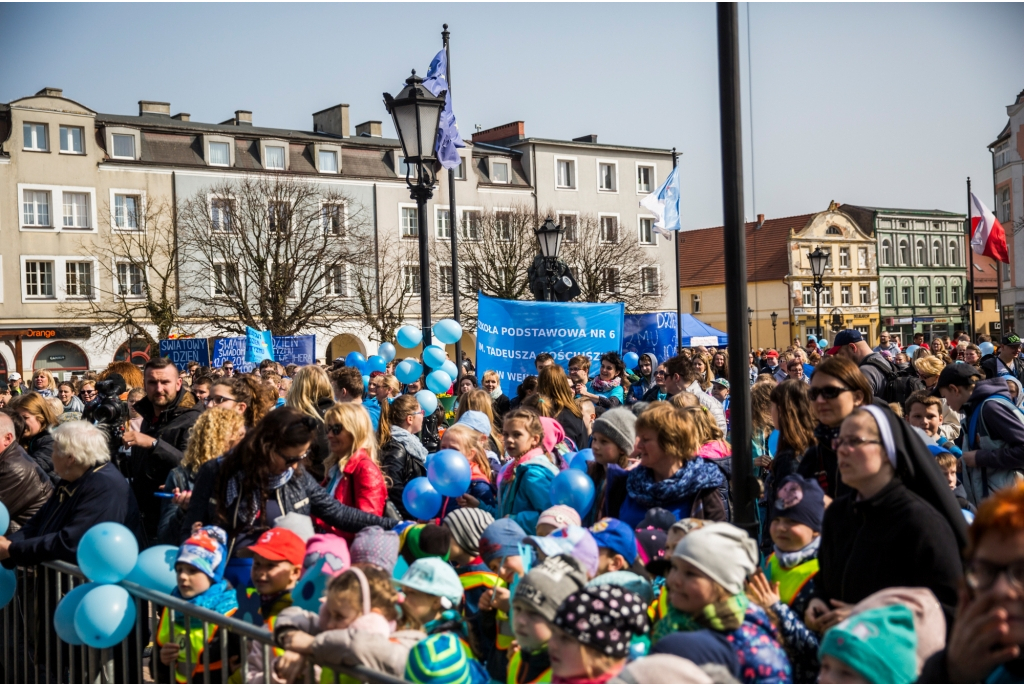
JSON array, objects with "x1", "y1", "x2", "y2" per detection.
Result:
[
  {"x1": 319, "y1": 150, "x2": 338, "y2": 173},
  {"x1": 112, "y1": 134, "x2": 135, "y2": 159},
  {"x1": 265, "y1": 146, "x2": 285, "y2": 170},
  {"x1": 209, "y1": 142, "x2": 230, "y2": 166},
  {"x1": 492, "y1": 161, "x2": 509, "y2": 184}
]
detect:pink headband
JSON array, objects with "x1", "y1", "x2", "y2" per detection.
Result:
[{"x1": 348, "y1": 566, "x2": 371, "y2": 616}]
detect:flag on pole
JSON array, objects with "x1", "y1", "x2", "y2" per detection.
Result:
[
  {"x1": 422, "y1": 49, "x2": 465, "y2": 170},
  {"x1": 245, "y1": 326, "x2": 275, "y2": 364},
  {"x1": 640, "y1": 166, "x2": 681, "y2": 235},
  {"x1": 970, "y1": 191, "x2": 1009, "y2": 263}
]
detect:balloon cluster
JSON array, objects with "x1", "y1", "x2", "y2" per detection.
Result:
[
  {"x1": 402, "y1": 448, "x2": 473, "y2": 520},
  {"x1": 393, "y1": 319, "x2": 465, "y2": 414}
]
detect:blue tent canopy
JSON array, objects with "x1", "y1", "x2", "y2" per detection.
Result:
[{"x1": 677, "y1": 314, "x2": 728, "y2": 348}]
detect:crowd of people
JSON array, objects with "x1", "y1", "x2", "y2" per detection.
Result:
[{"x1": 1, "y1": 326, "x2": 1023, "y2": 684}]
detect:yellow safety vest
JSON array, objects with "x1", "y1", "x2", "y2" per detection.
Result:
[
  {"x1": 765, "y1": 553, "x2": 819, "y2": 607},
  {"x1": 506, "y1": 646, "x2": 552, "y2": 684},
  {"x1": 648, "y1": 585, "x2": 669, "y2": 624},
  {"x1": 156, "y1": 606, "x2": 233, "y2": 683},
  {"x1": 459, "y1": 570, "x2": 503, "y2": 591}
]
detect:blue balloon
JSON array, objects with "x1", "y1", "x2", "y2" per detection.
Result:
[
  {"x1": 434, "y1": 319, "x2": 463, "y2": 346},
  {"x1": 403, "y1": 477, "x2": 442, "y2": 520},
  {"x1": 767, "y1": 429, "x2": 780, "y2": 456},
  {"x1": 441, "y1": 360, "x2": 460, "y2": 382},
  {"x1": 74, "y1": 584, "x2": 137, "y2": 649},
  {"x1": 124, "y1": 545, "x2": 177, "y2": 595},
  {"x1": 345, "y1": 351, "x2": 366, "y2": 368},
  {"x1": 77, "y1": 522, "x2": 138, "y2": 584},
  {"x1": 415, "y1": 390, "x2": 438, "y2": 415},
  {"x1": 904, "y1": 344, "x2": 920, "y2": 357},
  {"x1": 980, "y1": 342, "x2": 995, "y2": 356},
  {"x1": 427, "y1": 449, "x2": 473, "y2": 498},
  {"x1": 426, "y1": 370, "x2": 452, "y2": 395},
  {"x1": 549, "y1": 469, "x2": 596, "y2": 517},
  {"x1": 362, "y1": 375, "x2": 371, "y2": 390},
  {"x1": 0, "y1": 566, "x2": 14, "y2": 610},
  {"x1": 365, "y1": 355, "x2": 387, "y2": 375},
  {"x1": 378, "y1": 342, "x2": 397, "y2": 363},
  {"x1": 397, "y1": 325, "x2": 422, "y2": 349},
  {"x1": 623, "y1": 352, "x2": 640, "y2": 369},
  {"x1": 396, "y1": 359, "x2": 424, "y2": 384},
  {"x1": 0, "y1": 502, "x2": 8, "y2": 536},
  {"x1": 422, "y1": 345, "x2": 447, "y2": 370},
  {"x1": 569, "y1": 450, "x2": 594, "y2": 472},
  {"x1": 818, "y1": 338, "x2": 829, "y2": 349},
  {"x1": 54, "y1": 582, "x2": 97, "y2": 645}
]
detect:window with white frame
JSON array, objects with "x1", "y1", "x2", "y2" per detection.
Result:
[
  {"x1": 859, "y1": 284, "x2": 870, "y2": 305},
  {"x1": 264, "y1": 146, "x2": 285, "y2": 170},
  {"x1": 324, "y1": 265, "x2": 349, "y2": 296},
  {"x1": 453, "y1": 158, "x2": 465, "y2": 180},
  {"x1": 915, "y1": 240, "x2": 926, "y2": 265},
  {"x1": 439, "y1": 265, "x2": 453, "y2": 295},
  {"x1": 60, "y1": 126, "x2": 83, "y2": 154},
  {"x1": 599, "y1": 216, "x2": 619, "y2": 244},
  {"x1": 25, "y1": 260, "x2": 55, "y2": 298},
  {"x1": 559, "y1": 213, "x2": 578, "y2": 242},
  {"x1": 62, "y1": 192, "x2": 90, "y2": 229},
  {"x1": 65, "y1": 262, "x2": 93, "y2": 298},
  {"x1": 841, "y1": 285, "x2": 851, "y2": 305},
  {"x1": 491, "y1": 161, "x2": 509, "y2": 184},
  {"x1": 397, "y1": 155, "x2": 411, "y2": 176},
  {"x1": 213, "y1": 263, "x2": 238, "y2": 296},
  {"x1": 637, "y1": 165, "x2": 654, "y2": 193},
  {"x1": 460, "y1": 210, "x2": 481, "y2": 241},
  {"x1": 114, "y1": 194, "x2": 140, "y2": 230},
  {"x1": 639, "y1": 217, "x2": 655, "y2": 245},
  {"x1": 918, "y1": 285, "x2": 928, "y2": 305},
  {"x1": 402, "y1": 265, "x2": 421, "y2": 295},
  {"x1": 556, "y1": 159, "x2": 575, "y2": 189},
  {"x1": 948, "y1": 239, "x2": 959, "y2": 266},
  {"x1": 211, "y1": 198, "x2": 233, "y2": 233},
  {"x1": 881, "y1": 239, "x2": 892, "y2": 265},
  {"x1": 951, "y1": 284, "x2": 960, "y2": 304},
  {"x1": 839, "y1": 247, "x2": 850, "y2": 268},
  {"x1": 935, "y1": 285, "x2": 944, "y2": 305},
  {"x1": 901, "y1": 284, "x2": 911, "y2": 306},
  {"x1": 268, "y1": 202, "x2": 290, "y2": 234},
  {"x1": 117, "y1": 262, "x2": 145, "y2": 298},
  {"x1": 111, "y1": 134, "x2": 135, "y2": 159},
  {"x1": 802, "y1": 284, "x2": 812, "y2": 305},
  {"x1": 692, "y1": 294, "x2": 701, "y2": 314},
  {"x1": 884, "y1": 286, "x2": 894, "y2": 306},
  {"x1": 820, "y1": 286, "x2": 833, "y2": 306},
  {"x1": 598, "y1": 162, "x2": 617, "y2": 192},
  {"x1": 1002, "y1": 188, "x2": 1011, "y2": 223},
  {"x1": 463, "y1": 266, "x2": 481, "y2": 293},
  {"x1": 600, "y1": 267, "x2": 621, "y2": 294},
  {"x1": 933, "y1": 241, "x2": 943, "y2": 265},
  {"x1": 208, "y1": 142, "x2": 231, "y2": 166},
  {"x1": 898, "y1": 239, "x2": 909, "y2": 265},
  {"x1": 641, "y1": 267, "x2": 659, "y2": 295},
  {"x1": 496, "y1": 211, "x2": 513, "y2": 241},
  {"x1": 23, "y1": 123, "x2": 47, "y2": 151},
  {"x1": 318, "y1": 150, "x2": 338, "y2": 173},
  {"x1": 401, "y1": 206, "x2": 419, "y2": 238},
  {"x1": 23, "y1": 190, "x2": 51, "y2": 227},
  {"x1": 995, "y1": 141, "x2": 1011, "y2": 168},
  {"x1": 321, "y1": 203, "x2": 345, "y2": 236},
  {"x1": 436, "y1": 209, "x2": 451, "y2": 239},
  {"x1": 858, "y1": 247, "x2": 867, "y2": 269}
]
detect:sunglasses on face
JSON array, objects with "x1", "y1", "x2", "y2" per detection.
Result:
[
  {"x1": 809, "y1": 386, "x2": 851, "y2": 401},
  {"x1": 277, "y1": 448, "x2": 311, "y2": 466},
  {"x1": 326, "y1": 423, "x2": 346, "y2": 436}
]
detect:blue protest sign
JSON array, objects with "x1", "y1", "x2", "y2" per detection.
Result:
[
  {"x1": 272, "y1": 335, "x2": 316, "y2": 366},
  {"x1": 623, "y1": 312, "x2": 728, "y2": 362},
  {"x1": 211, "y1": 337, "x2": 254, "y2": 373},
  {"x1": 475, "y1": 294, "x2": 624, "y2": 399},
  {"x1": 245, "y1": 326, "x2": 275, "y2": 364},
  {"x1": 158, "y1": 338, "x2": 210, "y2": 371}
]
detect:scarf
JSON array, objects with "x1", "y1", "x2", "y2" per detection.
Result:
[
  {"x1": 813, "y1": 422, "x2": 841, "y2": 449},
  {"x1": 652, "y1": 604, "x2": 702, "y2": 641},
  {"x1": 489, "y1": 386, "x2": 504, "y2": 401},
  {"x1": 497, "y1": 447, "x2": 545, "y2": 489},
  {"x1": 626, "y1": 458, "x2": 725, "y2": 509},
  {"x1": 774, "y1": 536, "x2": 821, "y2": 570},
  {"x1": 695, "y1": 593, "x2": 749, "y2": 633},
  {"x1": 590, "y1": 376, "x2": 622, "y2": 393},
  {"x1": 390, "y1": 426, "x2": 428, "y2": 464},
  {"x1": 225, "y1": 467, "x2": 294, "y2": 525},
  {"x1": 171, "y1": 580, "x2": 238, "y2": 620}
]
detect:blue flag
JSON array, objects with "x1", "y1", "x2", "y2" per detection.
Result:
[
  {"x1": 421, "y1": 49, "x2": 465, "y2": 170},
  {"x1": 639, "y1": 166, "x2": 681, "y2": 234},
  {"x1": 245, "y1": 326, "x2": 275, "y2": 364}
]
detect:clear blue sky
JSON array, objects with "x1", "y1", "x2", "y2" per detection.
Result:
[{"x1": 1, "y1": 3, "x2": 1021, "y2": 229}]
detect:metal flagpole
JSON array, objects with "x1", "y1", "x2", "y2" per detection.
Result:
[
  {"x1": 967, "y1": 177, "x2": 975, "y2": 338},
  {"x1": 673, "y1": 148, "x2": 682, "y2": 354},
  {"x1": 443, "y1": 24, "x2": 464, "y2": 371},
  {"x1": 717, "y1": 2, "x2": 755, "y2": 532}
]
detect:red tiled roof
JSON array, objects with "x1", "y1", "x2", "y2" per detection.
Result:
[{"x1": 677, "y1": 213, "x2": 814, "y2": 287}]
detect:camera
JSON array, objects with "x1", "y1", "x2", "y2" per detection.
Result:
[{"x1": 83, "y1": 377, "x2": 129, "y2": 459}]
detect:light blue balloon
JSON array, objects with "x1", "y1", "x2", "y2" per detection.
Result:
[
  {"x1": 77, "y1": 522, "x2": 138, "y2": 584},
  {"x1": 415, "y1": 390, "x2": 438, "y2": 415},
  {"x1": 74, "y1": 584, "x2": 137, "y2": 649},
  {"x1": 422, "y1": 345, "x2": 447, "y2": 370},
  {"x1": 362, "y1": 375, "x2": 371, "y2": 390},
  {"x1": 433, "y1": 319, "x2": 463, "y2": 345},
  {"x1": 402, "y1": 477, "x2": 442, "y2": 520},
  {"x1": 570, "y1": 449, "x2": 594, "y2": 471},
  {"x1": 818, "y1": 338, "x2": 829, "y2": 349},
  {"x1": 55, "y1": 582, "x2": 97, "y2": 645},
  {"x1": 396, "y1": 359, "x2": 424, "y2": 384},
  {"x1": 980, "y1": 342, "x2": 995, "y2": 356},
  {"x1": 905, "y1": 344, "x2": 920, "y2": 357},
  {"x1": 378, "y1": 342, "x2": 397, "y2": 363},
  {"x1": 0, "y1": 566, "x2": 15, "y2": 610},
  {"x1": 440, "y1": 360, "x2": 459, "y2": 381},
  {"x1": 427, "y1": 449, "x2": 473, "y2": 498},
  {"x1": 767, "y1": 429, "x2": 780, "y2": 456},
  {"x1": 345, "y1": 351, "x2": 366, "y2": 368},
  {"x1": 0, "y1": 502, "x2": 8, "y2": 536},
  {"x1": 426, "y1": 370, "x2": 452, "y2": 394},
  {"x1": 623, "y1": 352, "x2": 640, "y2": 369},
  {"x1": 549, "y1": 469, "x2": 596, "y2": 517},
  {"x1": 365, "y1": 355, "x2": 387, "y2": 375},
  {"x1": 396, "y1": 326, "x2": 422, "y2": 349},
  {"x1": 123, "y1": 545, "x2": 177, "y2": 595}
]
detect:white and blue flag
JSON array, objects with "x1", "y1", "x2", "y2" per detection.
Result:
[
  {"x1": 639, "y1": 165, "x2": 681, "y2": 235},
  {"x1": 421, "y1": 49, "x2": 465, "y2": 170}
]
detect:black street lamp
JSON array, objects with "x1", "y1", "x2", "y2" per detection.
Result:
[
  {"x1": 830, "y1": 307, "x2": 845, "y2": 332},
  {"x1": 808, "y1": 246, "x2": 829, "y2": 341},
  {"x1": 534, "y1": 217, "x2": 564, "y2": 302},
  {"x1": 383, "y1": 70, "x2": 447, "y2": 346},
  {"x1": 770, "y1": 311, "x2": 778, "y2": 350},
  {"x1": 747, "y1": 307, "x2": 753, "y2": 348}
]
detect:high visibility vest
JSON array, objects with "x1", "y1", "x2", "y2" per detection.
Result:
[
  {"x1": 506, "y1": 646, "x2": 552, "y2": 684},
  {"x1": 765, "y1": 553, "x2": 819, "y2": 607},
  {"x1": 156, "y1": 606, "x2": 233, "y2": 683},
  {"x1": 648, "y1": 585, "x2": 669, "y2": 624},
  {"x1": 459, "y1": 570, "x2": 503, "y2": 591},
  {"x1": 496, "y1": 608, "x2": 515, "y2": 650}
]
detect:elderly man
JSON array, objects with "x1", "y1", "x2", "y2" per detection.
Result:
[
  {"x1": 0, "y1": 412, "x2": 52, "y2": 534},
  {"x1": 0, "y1": 421, "x2": 144, "y2": 566}
]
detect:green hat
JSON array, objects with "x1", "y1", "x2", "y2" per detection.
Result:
[
  {"x1": 819, "y1": 605, "x2": 918, "y2": 684},
  {"x1": 405, "y1": 633, "x2": 486, "y2": 684}
]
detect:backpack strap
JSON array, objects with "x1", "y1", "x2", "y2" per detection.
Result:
[{"x1": 967, "y1": 394, "x2": 1023, "y2": 449}]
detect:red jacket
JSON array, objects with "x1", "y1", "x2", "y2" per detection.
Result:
[{"x1": 321, "y1": 449, "x2": 388, "y2": 540}]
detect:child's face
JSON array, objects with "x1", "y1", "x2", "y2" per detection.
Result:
[
  {"x1": 590, "y1": 433, "x2": 625, "y2": 466},
  {"x1": 175, "y1": 562, "x2": 212, "y2": 599},
  {"x1": 487, "y1": 554, "x2": 525, "y2": 584},
  {"x1": 503, "y1": 419, "x2": 540, "y2": 459},
  {"x1": 711, "y1": 385, "x2": 729, "y2": 402},
  {"x1": 250, "y1": 553, "x2": 301, "y2": 596},
  {"x1": 444, "y1": 528, "x2": 473, "y2": 566},
  {"x1": 596, "y1": 548, "x2": 627, "y2": 575},
  {"x1": 402, "y1": 587, "x2": 443, "y2": 625},
  {"x1": 321, "y1": 590, "x2": 360, "y2": 631},
  {"x1": 769, "y1": 516, "x2": 819, "y2": 553},
  {"x1": 667, "y1": 557, "x2": 720, "y2": 614},
  {"x1": 512, "y1": 602, "x2": 553, "y2": 653},
  {"x1": 535, "y1": 522, "x2": 557, "y2": 537},
  {"x1": 548, "y1": 627, "x2": 603, "y2": 680},
  {"x1": 819, "y1": 654, "x2": 870, "y2": 684},
  {"x1": 942, "y1": 466, "x2": 957, "y2": 491},
  {"x1": 907, "y1": 402, "x2": 942, "y2": 437}
]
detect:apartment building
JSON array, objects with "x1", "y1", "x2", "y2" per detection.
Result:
[{"x1": 989, "y1": 89, "x2": 1024, "y2": 334}]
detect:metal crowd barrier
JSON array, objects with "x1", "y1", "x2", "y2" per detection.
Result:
[{"x1": 1, "y1": 560, "x2": 407, "y2": 684}]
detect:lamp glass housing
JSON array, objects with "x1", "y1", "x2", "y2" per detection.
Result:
[
  {"x1": 808, "y1": 247, "x2": 829, "y2": 278},
  {"x1": 535, "y1": 217, "x2": 563, "y2": 259},
  {"x1": 384, "y1": 71, "x2": 445, "y2": 164}
]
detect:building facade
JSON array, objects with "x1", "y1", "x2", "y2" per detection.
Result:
[{"x1": 989, "y1": 89, "x2": 1024, "y2": 335}]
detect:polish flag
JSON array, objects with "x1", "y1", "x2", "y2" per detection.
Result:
[{"x1": 970, "y1": 192, "x2": 1009, "y2": 263}]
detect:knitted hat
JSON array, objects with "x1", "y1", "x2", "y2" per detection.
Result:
[
  {"x1": 553, "y1": 584, "x2": 650, "y2": 659},
  {"x1": 591, "y1": 407, "x2": 637, "y2": 456},
  {"x1": 272, "y1": 512, "x2": 316, "y2": 542},
  {"x1": 176, "y1": 525, "x2": 228, "y2": 582},
  {"x1": 479, "y1": 518, "x2": 526, "y2": 565},
  {"x1": 513, "y1": 554, "x2": 587, "y2": 622},
  {"x1": 634, "y1": 526, "x2": 669, "y2": 576},
  {"x1": 772, "y1": 474, "x2": 825, "y2": 533},
  {"x1": 819, "y1": 606, "x2": 918, "y2": 684},
  {"x1": 396, "y1": 557, "x2": 464, "y2": 608},
  {"x1": 350, "y1": 526, "x2": 399, "y2": 574},
  {"x1": 672, "y1": 523, "x2": 758, "y2": 596},
  {"x1": 401, "y1": 524, "x2": 451, "y2": 563},
  {"x1": 587, "y1": 571, "x2": 654, "y2": 603},
  {"x1": 302, "y1": 534, "x2": 351, "y2": 576},
  {"x1": 405, "y1": 632, "x2": 489, "y2": 684},
  {"x1": 443, "y1": 508, "x2": 494, "y2": 557},
  {"x1": 590, "y1": 518, "x2": 638, "y2": 565},
  {"x1": 539, "y1": 416, "x2": 566, "y2": 453},
  {"x1": 537, "y1": 505, "x2": 581, "y2": 531},
  {"x1": 638, "y1": 507, "x2": 677, "y2": 532}
]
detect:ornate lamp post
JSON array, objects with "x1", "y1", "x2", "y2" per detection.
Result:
[
  {"x1": 534, "y1": 217, "x2": 564, "y2": 302},
  {"x1": 770, "y1": 311, "x2": 778, "y2": 350},
  {"x1": 747, "y1": 307, "x2": 753, "y2": 348},
  {"x1": 808, "y1": 246, "x2": 829, "y2": 341}
]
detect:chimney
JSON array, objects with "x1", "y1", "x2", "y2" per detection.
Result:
[
  {"x1": 756, "y1": 213, "x2": 765, "y2": 228},
  {"x1": 312, "y1": 104, "x2": 350, "y2": 138},
  {"x1": 171, "y1": 113, "x2": 190, "y2": 121},
  {"x1": 355, "y1": 121, "x2": 382, "y2": 137},
  {"x1": 139, "y1": 101, "x2": 171, "y2": 117},
  {"x1": 572, "y1": 134, "x2": 598, "y2": 144},
  {"x1": 471, "y1": 121, "x2": 525, "y2": 144},
  {"x1": 36, "y1": 87, "x2": 63, "y2": 98},
  {"x1": 234, "y1": 110, "x2": 252, "y2": 126}
]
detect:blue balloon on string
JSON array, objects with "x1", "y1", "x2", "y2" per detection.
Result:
[
  {"x1": 74, "y1": 584, "x2": 137, "y2": 649},
  {"x1": 397, "y1": 326, "x2": 422, "y2": 349},
  {"x1": 362, "y1": 375, "x2": 370, "y2": 390},
  {"x1": 434, "y1": 319, "x2": 463, "y2": 345},
  {"x1": 396, "y1": 359, "x2": 423, "y2": 384},
  {"x1": 378, "y1": 342, "x2": 397, "y2": 363},
  {"x1": 623, "y1": 352, "x2": 640, "y2": 369},
  {"x1": 980, "y1": 342, "x2": 995, "y2": 356},
  {"x1": 403, "y1": 477, "x2": 442, "y2": 520},
  {"x1": 570, "y1": 450, "x2": 593, "y2": 472},
  {"x1": 77, "y1": 522, "x2": 139, "y2": 584},
  {"x1": 415, "y1": 390, "x2": 438, "y2": 415},
  {"x1": 441, "y1": 360, "x2": 460, "y2": 382},
  {"x1": 345, "y1": 351, "x2": 365, "y2": 368},
  {"x1": 365, "y1": 355, "x2": 387, "y2": 375},
  {"x1": 124, "y1": 544, "x2": 177, "y2": 595},
  {"x1": 426, "y1": 370, "x2": 452, "y2": 395},
  {"x1": 422, "y1": 345, "x2": 447, "y2": 370},
  {"x1": 427, "y1": 449, "x2": 472, "y2": 498},
  {"x1": 549, "y1": 469, "x2": 596, "y2": 517},
  {"x1": 54, "y1": 582, "x2": 97, "y2": 645},
  {"x1": 818, "y1": 338, "x2": 829, "y2": 349},
  {"x1": 0, "y1": 502, "x2": 9, "y2": 536},
  {"x1": 767, "y1": 429, "x2": 780, "y2": 456},
  {"x1": 0, "y1": 566, "x2": 15, "y2": 610}
]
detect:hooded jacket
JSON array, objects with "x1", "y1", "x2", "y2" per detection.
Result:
[
  {"x1": 630, "y1": 353, "x2": 658, "y2": 403},
  {"x1": 721, "y1": 603, "x2": 793, "y2": 684},
  {"x1": 959, "y1": 377, "x2": 1024, "y2": 505},
  {"x1": 0, "y1": 440, "x2": 53, "y2": 533},
  {"x1": 481, "y1": 450, "x2": 559, "y2": 534}
]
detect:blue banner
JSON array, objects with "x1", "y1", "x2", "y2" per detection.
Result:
[
  {"x1": 246, "y1": 326, "x2": 275, "y2": 364},
  {"x1": 623, "y1": 313, "x2": 679, "y2": 365},
  {"x1": 475, "y1": 294, "x2": 624, "y2": 399},
  {"x1": 212, "y1": 335, "x2": 317, "y2": 373},
  {"x1": 158, "y1": 338, "x2": 210, "y2": 371},
  {"x1": 211, "y1": 337, "x2": 254, "y2": 373}
]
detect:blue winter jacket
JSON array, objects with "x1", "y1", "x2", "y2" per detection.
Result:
[{"x1": 479, "y1": 451, "x2": 558, "y2": 534}]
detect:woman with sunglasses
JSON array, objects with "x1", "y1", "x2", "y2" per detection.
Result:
[
  {"x1": 78, "y1": 380, "x2": 98, "y2": 405},
  {"x1": 807, "y1": 404, "x2": 965, "y2": 636},
  {"x1": 797, "y1": 356, "x2": 872, "y2": 499},
  {"x1": 319, "y1": 403, "x2": 387, "y2": 540}
]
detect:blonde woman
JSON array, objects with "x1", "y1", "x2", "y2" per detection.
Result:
[
  {"x1": 321, "y1": 403, "x2": 387, "y2": 538},
  {"x1": 157, "y1": 407, "x2": 246, "y2": 544},
  {"x1": 285, "y1": 365, "x2": 335, "y2": 480},
  {"x1": 10, "y1": 392, "x2": 60, "y2": 484},
  {"x1": 481, "y1": 369, "x2": 511, "y2": 418},
  {"x1": 692, "y1": 354, "x2": 714, "y2": 392},
  {"x1": 31, "y1": 369, "x2": 58, "y2": 398}
]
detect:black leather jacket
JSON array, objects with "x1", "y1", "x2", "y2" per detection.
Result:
[{"x1": 0, "y1": 441, "x2": 53, "y2": 533}]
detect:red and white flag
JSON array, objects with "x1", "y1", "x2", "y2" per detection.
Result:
[{"x1": 970, "y1": 191, "x2": 1009, "y2": 263}]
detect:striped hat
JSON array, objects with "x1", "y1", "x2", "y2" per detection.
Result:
[
  {"x1": 443, "y1": 508, "x2": 494, "y2": 557},
  {"x1": 405, "y1": 633, "x2": 486, "y2": 684}
]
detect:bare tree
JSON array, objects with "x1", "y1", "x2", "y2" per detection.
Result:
[
  {"x1": 176, "y1": 174, "x2": 367, "y2": 336},
  {"x1": 352, "y1": 234, "x2": 422, "y2": 344},
  {"x1": 59, "y1": 196, "x2": 183, "y2": 348}
]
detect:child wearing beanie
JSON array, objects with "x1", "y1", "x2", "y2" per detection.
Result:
[
  {"x1": 818, "y1": 606, "x2": 918, "y2": 684},
  {"x1": 442, "y1": 508, "x2": 497, "y2": 618},
  {"x1": 399, "y1": 523, "x2": 452, "y2": 565},
  {"x1": 536, "y1": 505, "x2": 582, "y2": 536},
  {"x1": 587, "y1": 407, "x2": 636, "y2": 524},
  {"x1": 548, "y1": 584, "x2": 651, "y2": 684},
  {"x1": 405, "y1": 632, "x2": 490, "y2": 684}
]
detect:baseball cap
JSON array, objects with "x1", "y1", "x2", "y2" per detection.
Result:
[
  {"x1": 826, "y1": 329, "x2": 864, "y2": 355},
  {"x1": 247, "y1": 527, "x2": 306, "y2": 567},
  {"x1": 931, "y1": 363, "x2": 983, "y2": 396},
  {"x1": 396, "y1": 557, "x2": 464, "y2": 608},
  {"x1": 455, "y1": 410, "x2": 491, "y2": 436},
  {"x1": 711, "y1": 378, "x2": 730, "y2": 389},
  {"x1": 8, "y1": 372, "x2": 20, "y2": 381},
  {"x1": 765, "y1": 350, "x2": 779, "y2": 359},
  {"x1": 1003, "y1": 334, "x2": 1022, "y2": 347},
  {"x1": 589, "y1": 517, "x2": 638, "y2": 565}
]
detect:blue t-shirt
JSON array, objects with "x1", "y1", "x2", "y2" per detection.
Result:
[{"x1": 587, "y1": 381, "x2": 625, "y2": 404}]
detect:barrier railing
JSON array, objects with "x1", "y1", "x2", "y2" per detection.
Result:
[{"x1": 0, "y1": 560, "x2": 407, "y2": 684}]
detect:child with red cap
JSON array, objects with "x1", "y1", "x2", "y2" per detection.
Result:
[{"x1": 245, "y1": 527, "x2": 306, "y2": 683}]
